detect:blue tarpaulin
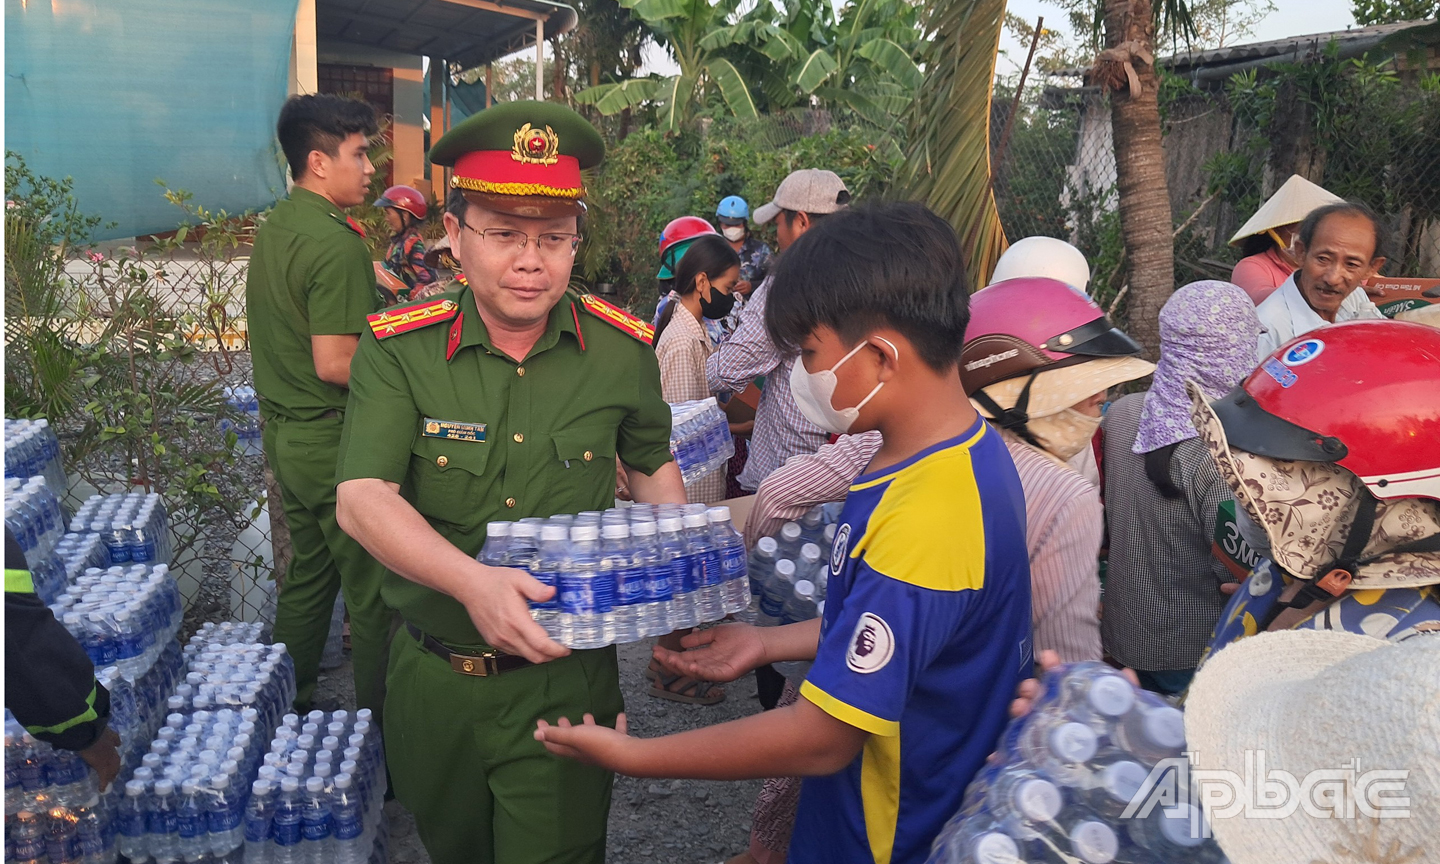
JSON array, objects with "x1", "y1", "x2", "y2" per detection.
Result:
[{"x1": 5, "y1": 0, "x2": 301, "y2": 240}]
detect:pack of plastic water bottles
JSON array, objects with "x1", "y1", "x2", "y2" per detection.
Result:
[
  {"x1": 239, "y1": 709, "x2": 389, "y2": 864},
  {"x1": 4, "y1": 417, "x2": 68, "y2": 493},
  {"x1": 478, "y1": 502, "x2": 750, "y2": 649},
  {"x1": 927, "y1": 662, "x2": 1225, "y2": 864},
  {"x1": 221, "y1": 386, "x2": 263, "y2": 458},
  {"x1": 68, "y1": 493, "x2": 174, "y2": 567},
  {"x1": 52, "y1": 564, "x2": 184, "y2": 683},
  {"x1": 669, "y1": 399, "x2": 735, "y2": 484},
  {"x1": 745, "y1": 502, "x2": 844, "y2": 628},
  {"x1": 4, "y1": 713, "x2": 115, "y2": 864},
  {"x1": 5, "y1": 476, "x2": 70, "y2": 600}
]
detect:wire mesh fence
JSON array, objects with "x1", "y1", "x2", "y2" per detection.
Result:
[{"x1": 990, "y1": 48, "x2": 1440, "y2": 327}]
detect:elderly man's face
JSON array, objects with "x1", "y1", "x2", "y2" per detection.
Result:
[{"x1": 1293, "y1": 212, "x2": 1385, "y2": 322}]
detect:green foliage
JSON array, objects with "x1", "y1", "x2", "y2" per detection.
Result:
[
  {"x1": 4, "y1": 152, "x2": 256, "y2": 567},
  {"x1": 1351, "y1": 0, "x2": 1439, "y2": 25},
  {"x1": 582, "y1": 118, "x2": 901, "y2": 312}
]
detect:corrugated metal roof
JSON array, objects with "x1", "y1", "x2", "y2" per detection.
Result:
[
  {"x1": 1160, "y1": 18, "x2": 1436, "y2": 76},
  {"x1": 318, "y1": 0, "x2": 578, "y2": 68}
]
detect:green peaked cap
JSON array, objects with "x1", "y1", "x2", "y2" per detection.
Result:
[{"x1": 429, "y1": 100, "x2": 604, "y2": 169}]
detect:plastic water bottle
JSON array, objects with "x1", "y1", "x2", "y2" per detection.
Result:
[
  {"x1": 73, "y1": 803, "x2": 110, "y2": 864},
  {"x1": 1054, "y1": 663, "x2": 1137, "y2": 732},
  {"x1": 928, "y1": 817, "x2": 1024, "y2": 864},
  {"x1": 1016, "y1": 715, "x2": 1099, "y2": 786},
  {"x1": 657, "y1": 517, "x2": 697, "y2": 629},
  {"x1": 527, "y1": 525, "x2": 567, "y2": 638},
  {"x1": 775, "y1": 521, "x2": 804, "y2": 561},
  {"x1": 782, "y1": 580, "x2": 817, "y2": 624},
  {"x1": 11, "y1": 810, "x2": 50, "y2": 864},
  {"x1": 175, "y1": 778, "x2": 209, "y2": 862},
  {"x1": 272, "y1": 776, "x2": 304, "y2": 864},
  {"x1": 559, "y1": 524, "x2": 611, "y2": 649},
  {"x1": 794, "y1": 543, "x2": 823, "y2": 585},
  {"x1": 1082, "y1": 752, "x2": 1151, "y2": 819},
  {"x1": 708, "y1": 507, "x2": 750, "y2": 616},
  {"x1": 6, "y1": 731, "x2": 28, "y2": 812},
  {"x1": 209, "y1": 774, "x2": 244, "y2": 859},
  {"x1": 683, "y1": 513, "x2": 724, "y2": 622},
  {"x1": 479, "y1": 521, "x2": 511, "y2": 567},
  {"x1": 1061, "y1": 815, "x2": 1122, "y2": 864},
  {"x1": 758, "y1": 559, "x2": 796, "y2": 628},
  {"x1": 1110, "y1": 695, "x2": 1187, "y2": 765},
  {"x1": 300, "y1": 775, "x2": 332, "y2": 864},
  {"x1": 245, "y1": 780, "x2": 275, "y2": 864},
  {"x1": 148, "y1": 778, "x2": 181, "y2": 863},
  {"x1": 601, "y1": 523, "x2": 644, "y2": 644},
  {"x1": 1125, "y1": 802, "x2": 1215, "y2": 860},
  {"x1": 44, "y1": 806, "x2": 79, "y2": 864},
  {"x1": 630, "y1": 521, "x2": 671, "y2": 638},
  {"x1": 985, "y1": 767, "x2": 1063, "y2": 840},
  {"x1": 329, "y1": 774, "x2": 365, "y2": 864}
]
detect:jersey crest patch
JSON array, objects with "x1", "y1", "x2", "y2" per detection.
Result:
[
  {"x1": 367, "y1": 298, "x2": 459, "y2": 339},
  {"x1": 846, "y1": 612, "x2": 895, "y2": 674},
  {"x1": 577, "y1": 294, "x2": 654, "y2": 345}
]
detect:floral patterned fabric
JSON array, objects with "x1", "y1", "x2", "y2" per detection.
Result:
[
  {"x1": 1133, "y1": 280, "x2": 1262, "y2": 454},
  {"x1": 1188, "y1": 381, "x2": 1440, "y2": 589},
  {"x1": 383, "y1": 229, "x2": 439, "y2": 297}
]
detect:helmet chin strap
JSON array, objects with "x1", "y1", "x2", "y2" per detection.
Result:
[{"x1": 972, "y1": 372, "x2": 1042, "y2": 449}]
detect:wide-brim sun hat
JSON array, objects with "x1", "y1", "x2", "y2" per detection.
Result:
[
  {"x1": 1229, "y1": 174, "x2": 1344, "y2": 246},
  {"x1": 1185, "y1": 629, "x2": 1439, "y2": 864}
]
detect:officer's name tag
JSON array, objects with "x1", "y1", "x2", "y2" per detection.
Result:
[{"x1": 422, "y1": 418, "x2": 487, "y2": 442}]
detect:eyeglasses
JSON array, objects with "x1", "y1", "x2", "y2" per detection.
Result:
[{"x1": 461, "y1": 225, "x2": 581, "y2": 258}]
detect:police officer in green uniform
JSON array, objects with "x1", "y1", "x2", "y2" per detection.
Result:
[
  {"x1": 246, "y1": 94, "x2": 396, "y2": 717},
  {"x1": 334, "y1": 101, "x2": 687, "y2": 864}
]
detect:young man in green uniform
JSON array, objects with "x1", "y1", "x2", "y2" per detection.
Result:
[
  {"x1": 334, "y1": 101, "x2": 687, "y2": 864},
  {"x1": 246, "y1": 94, "x2": 395, "y2": 717}
]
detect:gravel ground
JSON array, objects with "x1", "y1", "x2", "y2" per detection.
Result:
[{"x1": 311, "y1": 637, "x2": 766, "y2": 863}]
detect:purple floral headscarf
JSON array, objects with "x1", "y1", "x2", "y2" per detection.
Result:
[{"x1": 1133, "y1": 280, "x2": 1263, "y2": 454}]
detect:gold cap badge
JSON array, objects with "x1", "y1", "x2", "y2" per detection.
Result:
[{"x1": 512, "y1": 123, "x2": 559, "y2": 166}]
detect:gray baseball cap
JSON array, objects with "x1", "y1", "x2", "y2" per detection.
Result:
[{"x1": 753, "y1": 169, "x2": 851, "y2": 224}]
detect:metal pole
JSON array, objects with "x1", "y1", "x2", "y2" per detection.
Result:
[
  {"x1": 535, "y1": 19, "x2": 544, "y2": 100},
  {"x1": 485, "y1": 64, "x2": 493, "y2": 107},
  {"x1": 992, "y1": 16, "x2": 1044, "y2": 186}
]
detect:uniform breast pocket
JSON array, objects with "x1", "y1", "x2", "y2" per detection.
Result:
[
  {"x1": 408, "y1": 436, "x2": 494, "y2": 524},
  {"x1": 548, "y1": 425, "x2": 619, "y2": 508}
]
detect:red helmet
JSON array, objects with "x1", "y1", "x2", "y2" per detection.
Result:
[
  {"x1": 1211, "y1": 320, "x2": 1440, "y2": 501},
  {"x1": 656, "y1": 216, "x2": 718, "y2": 279},
  {"x1": 960, "y1": 277, "x2": 1142, "y2": 395},
  {"x1": 374, "y1": 185, "x2": 428, "y2": 220}
]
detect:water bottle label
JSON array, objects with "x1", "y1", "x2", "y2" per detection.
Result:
[
  {"x1": 210, "y1": 807, "x2": 242, "y2": 833},
  {"x1": 673, "y1": 555, "x2": 696, "y2": 594},
  {"x1": 13, "y1": 836, "x2": 45, "y2": 861},
  {"x1": 77, "y1": 832, "x2": 107, "y2": 855},
  {"x1": 147, "y1": 810, "x2": 178, "y2": 834},
  {"x1": 19, "y1": 761, "x2": 44, "y2": 791},
  {"x1": 759, "y1": 593, "x2": 786, "y2": 619},
  {"x1": 301, "y1": 813, "x2": 332, "y2": 841},
  {"x1": 178, "y1": 811, "x2": 206, "y2": 838},
  {"x1": 643, "y1": 564, "x2": 672, "y2": 602},
  {"x1": 528, "y1": 569, "x2": 559, "y2": 611},
  {"x1": 44, "y1": 835, "x2": 77, "y2": 864},
  {"x1": 119, "y1": 811, "x2": 147, "y2": 837},
  {"x1": 558, "y1": 573, "x2": 614, "y2": 615},
  {"x1": 333, "y1": 816, "x2": 363, "y2": 841},
  {"x1": 721, "y1": 546, "x2": 747, "y2": 581},
  {"x1": 244, "y1": 813, "x2": 273, "y2": 842},
  {"x1": 617, "y1": 565, "x2": 646, "y2": 606},
  {"x1": 273, "y1": 818, "x2": 302, "y2": 846},
  {"x1": 697, "y1": 551, "x2": 723, "y2": 588}
]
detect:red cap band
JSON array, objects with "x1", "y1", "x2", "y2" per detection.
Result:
[{"x1": 451, "y1": 151, "x2": 583, "y2": 199}]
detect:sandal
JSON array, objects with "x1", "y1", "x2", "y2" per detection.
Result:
[
  {"x1": 649, "y1": 672, "x2": 725, "y2": 705},
  {"x1": 644, "y1": 659, "x2": 661, "y2": 682}
]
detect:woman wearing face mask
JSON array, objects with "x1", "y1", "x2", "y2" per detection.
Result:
[
  {"x1": 653, "y1": 234, "x2": 742, "y2": 505},
  {"x1": 1098, "y1": 281, "x2": 1262, "y2": 695},
  {"x1": 1229, "y1": 174, "x2": 1342, "y2": 305},
  {"x1": 963, "y1": 277, "x2": 1155, "y2": 665},
  {"x1": 716, "y1": 196, "x2": 772, "y2": 300}
]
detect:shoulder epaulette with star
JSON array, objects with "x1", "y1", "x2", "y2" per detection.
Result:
[
  {"x1": 577, "y1": 294, "x2": 654, "y2": 345},
  {"x1": 367, "y1": 297, "x2": 460, "y2": 340}
]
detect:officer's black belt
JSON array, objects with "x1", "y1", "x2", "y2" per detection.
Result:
[{"x1": 406, "y1": 622, "x2": 533, "y2": 676}]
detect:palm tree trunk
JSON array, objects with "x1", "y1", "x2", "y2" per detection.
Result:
[{"x1": 1104, "y1": 0, "x2": 1172, "y2": 359}]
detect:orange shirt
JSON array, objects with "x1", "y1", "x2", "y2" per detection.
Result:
[{"x1": 1231, "y1": 247, "x2": 1294, "y2": 305}]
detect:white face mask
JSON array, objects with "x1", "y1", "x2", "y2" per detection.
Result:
[
  {"x1": 1027, "y1": 408, "x2": 1102, "y2": 462},
  {"x1": 789, "y1": 337, "x2": 897, "y2": 435},
  {"x1": 722, "y1": 226, "x2": 746, "y2": 242}
]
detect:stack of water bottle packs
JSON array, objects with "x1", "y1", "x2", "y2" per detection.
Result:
[
  {"x1": 746, "y1": 503, "x2": 844, "y2": 627},
  {"x1": 68, "y1": 493, "x2": 174, "y2": 567},
  {"x1": 478, "y1": 503, "x2": 750, "y2": 649},
  {"x1": 5, "y1": 417, "x2": 68, "y2": 492},
  {"x1": 220, "y1": 387, "x2": 264, "y2": 459},
  {"x1": 237, "y1": 709, "x2": 389, "y2": 864},
  {"x1": 927, "y1": 662, "x2": 1224, "y2": 864},
  {"x1": 668, "y1": 399, "x2": 735, "y2": 484},
  {"x1": 53, "y1": 564, "x2": 185, "y2": 684},
  {"x1": 5, "y1": 713, "x2": 115, "y2": 864},
  {"x1": 5, "y1": 476, "x2": 81, "y2": 603}
]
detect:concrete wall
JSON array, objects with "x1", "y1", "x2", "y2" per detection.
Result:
[{"x1": 318, "y1": 40, "x2": 427, "y2": 192}]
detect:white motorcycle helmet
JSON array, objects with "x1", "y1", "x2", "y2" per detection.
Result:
[{"x1": 988, "y1": 236, "x2": 1091, "y2": 295}]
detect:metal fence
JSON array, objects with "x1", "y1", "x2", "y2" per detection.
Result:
[{"x1": 989, "y1": 55, "x2": 1440, "y2": 325}]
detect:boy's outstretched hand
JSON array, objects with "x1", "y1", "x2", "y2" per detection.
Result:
[
  {"x1": 652, "y1": 623, "x2": 768, "y2": 684},
  {"x1": 535, "y1": 712, "x2": 633, "y2": 771}
]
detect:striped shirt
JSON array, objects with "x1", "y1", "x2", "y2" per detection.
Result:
[
  {"x1": 1101, "y1": 393, "x2": 1236, "y2": 671},
  {"x1": 744, "y1": 427, "x2": 1105, "y2": 663},
  {"x1": 706, "y1": 276, "x2": 829, "y2": 491},
  {"x1": 654, "y1": 294, "x2": 727, "y2": 505}
]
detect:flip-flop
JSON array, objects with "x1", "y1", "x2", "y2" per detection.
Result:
[{"x1": 649, "y1": 672, "x2": 725, "y2": 705}]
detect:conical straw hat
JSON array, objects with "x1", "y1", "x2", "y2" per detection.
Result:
[{"x1": 1229, "y1": 174, "x2": 1344, "y2": 245}]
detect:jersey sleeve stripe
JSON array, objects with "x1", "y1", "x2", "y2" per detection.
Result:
[
  {"x1": 848, "y1": 423, "x2": 988, "y2": 492},
  {"x1": 800, "y1": 680, "x2": 900, "y2": 737}
]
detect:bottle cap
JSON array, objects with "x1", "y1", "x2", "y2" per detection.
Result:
[
  {"x1": 706, "y1": 506, "x2": 731, "y2": 523},
  {"x1": 972, "y1": 832, "x2": 1019, "y2": 863},
  {"x1": 340, "y1": 760, "x2": 359, "y2": 776},
  {"x1": 682, "y1": 513, "x2": 708, "y2": 529},
  {"x1": 286, "y1": 764, "x2": 305, "y2": 778},
  {"x1": 1098, "y1": 760, "x2": 1147, "y2": 804},
  {"x1": 306, "y1": 776, "x2": 325, "y2": 793},
  {"x1": 1068, "y1": 820, "x2": 1119, "y2": 864},
  {"x1": 334, "y1": 774, "x2": 353, "y2": 790},
  {"x1": 801, "y1": 543, "x2": 821, "y2": 562},
  {"x1": 1143, "y1": 707, "x2": 1187, "y2": 752},
  {"x1": 781, "y1": 522, "x2": 802, "y2": 541},
  {"x1": 658, "y1": 517, "x2": 683, "y2": 532},
  {"x1": 601, "y1": 523, "x2": 629, "y2": 540},
  {"x1": 301, "y1": 723, "x2": 319, "y2": 737},
  {"x1": 1158, "y1": 804, "x2": 1206, "y2": 847},
  {"x1": 570, "y1": 524, "x2": 599, "y2": 541},
  {"x1": 1048, "y1": 722, "x2": 1099, "y2": 763},
  {"x1": 776, "y1": 559, "x2": 796, "y2": 577},
  {"x1": 252, "y1": 779, "x2": 271, "y2": 796},
  {"x1": 510, "y1": 521, "x2": 538, "y2": 538},
  {"x1": 631, "y1": 520, "x2": 657, "y2": 537},
  {"x1": 1013, "y1": 778, "x2": 1062, "y2": 821},
  {"x1": 154, "y1": 779, "x2": 175, "y2": 796},
  {"x1": 1087, "y1": 675, "x2": 1136, "y2": 718},
  {"x1": 281, "y1": 777, "x2": 300, "y2": 792},
  {"x1": 794, "y1": 580, "x2": 815, "y2": 599},
  {"x1": 296, "y1": 734, "x2": 315, "y2": 751},
  {"x1": 316, "y1": 750, "x2": 334, "y2": 764},
  {"x1": 322, "y1": 736, "x2": 340, "y2": 751},
  {"x1": 354, "y1": 709, "x2": 372, "y2": 723},
  {"x1": 125, "y1": 780, "x2": 145, "y2": 796},
  {"x1": 487, "y1": 521, "x2": 513, "y2": 537},
  {"x1": 313, "y1": 763, "x2": 331, "y2": 779},
  {"x1": 756, "y1": 536, "x2": 778, "y2": 555},
  {"x1": 541, "y1": 525, "x2": 568, "y2": 541},
  {"x1": 306, "y1": 710, "x2": 325, "y2": 723}
]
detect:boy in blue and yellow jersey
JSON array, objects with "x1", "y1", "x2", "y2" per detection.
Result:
[{"x1": 536, "y1": 202, "x2": 1033, "y2": 864}]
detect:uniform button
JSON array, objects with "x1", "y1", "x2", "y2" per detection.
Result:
[
  {"x1": 513, "y1": 433, "x2": 524, "y2": 443},
  {"x1": 505, "y1": 497, "x2": 517, "y2": 508},
  {"x1": 436, "y1": 456, "x2": 448, "y2": 468},
  {"x1": 516, "y1": 366, "x2": 526, "y2": 377},
  {"x1": 583, "y1": 450, "x2": 594, "y2": 462}
]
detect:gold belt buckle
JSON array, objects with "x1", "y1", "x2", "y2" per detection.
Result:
[{"x1": 451, "y1": 650, "x2": 501, "y2": 676}]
